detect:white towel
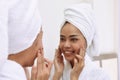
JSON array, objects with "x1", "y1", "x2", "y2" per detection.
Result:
[
  {"x1": 0, "y1": 0, "x2": 41, "y2": 79},
  {"x1": 61, "y1": 3, "x2": 110, "y2": 80},
  {"x1": 62, "y1": 54, "x2": 110, "y2": 80},
  {"x1": 62, "y1": 3, "x2": 99, "y2": 58}
]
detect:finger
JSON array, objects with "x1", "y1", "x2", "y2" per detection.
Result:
[
  {"x1": 55, "y1": 49, "x2": 58, "y2": 58},
  {"x1": 44, "y1": 58, "x2": 53, "y2": 65},
  {"x1": 55, "y1": 48, "x2": 62, "y2": 57},
  {"x1": 79, "y1": 48, "x2": 85, "y2": 58},
  {"x1": 34, "y1": 26, "x2": 43, "y2": 44},
  {"x1": 58, "y1": 46, "x2": 62, "y2": 54},
  {"x1": 82, "y1": 48, "x2": 86, "y2": 57},
  {"x1": 39, "y1": 26, "x2": 43, "y2": 40},
  {"x1": 40, "y1": 26, "x2": 42, "y2": 33},
  {"x1": 73, "y1": 58, "x2": 78, "y2": 68},
  {"x1": 75, "y1": 54, "x2": 85, "y2": 69},
  {"x1": 24, "y1": 68, "x2": 30, "y2": 80},
  {"x1": 44, "y1": 58, "x2": 53, "y2": 71},
  {"x1": 41, "y1": 48, "x2": 44, "y2": 57},
  {"x1": 33, "y1": 26, "x2": 43, "y2": 50},
  {"x1": 39, "y1": 48, "x2": 44, "y2": 57},
  {"x1": 55, "y1": 49, "x2": 58, "y2": 56},
  {"x1": 33, "y1": 33, "x2": 40, "y2": 45},
  {"x1": 37, "y1": 26, "x2": 43, "y2": 49},
  {"x1": 31, "y1": 66, "x2": 37, "y2": 80},
  {"x1": 37, "y1": 50, "x2": 44, "y2": 73},
  {"x1": 38, "y1": 27, "x2": 43, "y2": 49},
  {"x1": 75, "y1": 54, "x2": 83, "y2": 62},
  {"x1": 55, "y1": 49, "x2": 63, "y2": 63}
]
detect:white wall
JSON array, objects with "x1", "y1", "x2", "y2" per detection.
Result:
[
  {"x1": 93, "y1": 0, "x2": 115, "y2": 53},
  {"x1": 93, "y1": 1, "x2": 118, "y2": 79}
]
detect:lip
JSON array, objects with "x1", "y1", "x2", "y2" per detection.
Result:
[
  {"x1": 65, "y1": 51, "x2": 72, "y2": 54},
  {"x1": 64, "y1": 50, "x2": 73, "y2": 54},
  {"x1": 64, "y1": 54, "x2": 71, "y2": 57},
  {"x1": 63, "y1": 50, "x2": 75, "y2": 56}
]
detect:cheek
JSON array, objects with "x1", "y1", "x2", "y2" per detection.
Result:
[
  {"x1": 59, "y1": 43, "x2": 64, "y2": 52},
  {"x1": 73, "y1": 43, "x2": 83, "y2": 54}
]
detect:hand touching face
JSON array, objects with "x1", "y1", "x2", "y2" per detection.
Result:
[
  {"x1": 70, "y1": 48, "x2": 85, "y2": 80},
  {"x1": 53, "y1": 48, "x2": 64, "y2": 80},
  {"x1": 8, "y1": 27, "x2": 44, "y2": 67},
  {"x1": 59, "y1": 23, "x2": 87, "y2": 62}
]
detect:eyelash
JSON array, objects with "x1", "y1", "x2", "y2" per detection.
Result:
[
  {"x1": 71, "y1": 38, "x2": 78, "y2": 42},
  {"x1": 60, "y1": 38, "x2": 65, "y2": 42},
  {"x1": 60, "y1": 38, "x2": 78, "y2": 42}
]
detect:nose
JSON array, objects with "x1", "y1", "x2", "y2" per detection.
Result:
[{"x1": 64, "y1": 40, "x2": 71, "y2": 48}]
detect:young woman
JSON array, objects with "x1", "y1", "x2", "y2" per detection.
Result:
[{"x1": 53, "y1": 3, "x2": 110, "y2": 80}]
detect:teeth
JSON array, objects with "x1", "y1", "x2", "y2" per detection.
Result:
[{"x1": 65, "y1": 51, "x2": 72, "y2": 54}]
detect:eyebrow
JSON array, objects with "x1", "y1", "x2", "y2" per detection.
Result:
[{"x1": 60, "y1": 35, "x2": 79, "y2": 38}]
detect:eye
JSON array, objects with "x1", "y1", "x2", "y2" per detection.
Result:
[
  {"x1": 60, "y1": 37, "x2": 66, "y2": 42},
  {"x1": 71, "y1": 38, "x2": 78, "y2": 42}
]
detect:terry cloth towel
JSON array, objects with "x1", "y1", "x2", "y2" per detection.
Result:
[{"x1": 63, "y1": 3, "x2": 99, "y2": 58}]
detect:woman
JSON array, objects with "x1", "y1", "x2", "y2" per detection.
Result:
[
  {"x1": 53, "y1": 3, "x2": 110, "y2": 80},
  {"x1": 0, "y1": 0, "x2": 53, "y2": 80}
]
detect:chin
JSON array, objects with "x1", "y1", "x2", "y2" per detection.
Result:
[{"x1": 65, "y1": 56, "x2": 74, "y2": 62}]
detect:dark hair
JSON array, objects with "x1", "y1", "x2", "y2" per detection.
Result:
[{"x1": 60, "y1": 21, "x2": 69, "y2": 32}]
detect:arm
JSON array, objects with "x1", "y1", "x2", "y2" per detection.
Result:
[
  {"x1": 70, "y1": 48, "x2": 85, "y2": 80},
  {"x1": 53, "y1": 49, "x2": 64, "y2": 80}
]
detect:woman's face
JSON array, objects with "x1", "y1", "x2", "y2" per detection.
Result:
[{"x1": 59, "y1": 22, "x2": 87, "y2": 62}]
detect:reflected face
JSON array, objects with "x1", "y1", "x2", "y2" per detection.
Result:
[{"x1": 59, "y1": 22, "x2": 87, "y2": 62}]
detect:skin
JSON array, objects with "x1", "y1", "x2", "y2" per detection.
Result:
[
  {"x1": 8, "y1": 27, "x2": 53, "y2": 80},
  {"x1": 53, "y1": 49, "x2": 64, "y2": 80},
  {"x1": 31, "y1": 50, "x2": 53, "y2": 80},
  {"x1": 8, "y1": 27, "x2": 43, "y2": 67},
  {"x1": 53, "y1": 22, "x2": 87, "y2": 80}
]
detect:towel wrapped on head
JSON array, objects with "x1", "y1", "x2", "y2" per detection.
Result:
[
  {"x1": 61, "y1": 4, "x2": 110, "y2": 80},
  {"x1": 62, "y1": 3, "x2": 99, "y2": 58}
]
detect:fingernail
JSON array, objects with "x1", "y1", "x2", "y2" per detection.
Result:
[
  {"x1": 38, "y1": 50, "x2": 41, "y2": 56},
  {"x1": 40, "y1": 27, "x2": 43, "y2": 33}
]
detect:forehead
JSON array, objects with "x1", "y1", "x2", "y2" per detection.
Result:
[{"x1": 60, "y1": 23, "x2": 81, "y2": 36}]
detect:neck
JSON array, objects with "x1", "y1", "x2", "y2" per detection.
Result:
[{"x1": 70, "y1": 60, "x2": 74, "y2": 68}]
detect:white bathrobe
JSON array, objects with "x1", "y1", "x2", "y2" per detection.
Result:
[
  {"x1": 57, "y1": 3, "x2": 110, "y2": 80},
  {"x1": 49, "y1": 54, "x2": 110, "y2": 80},
  {"x1": 62, "y1": 54, "x2": 110, "y2": 80},
  {"x1": 0, "y1": 0, "x2": 41, "y2": 80}
]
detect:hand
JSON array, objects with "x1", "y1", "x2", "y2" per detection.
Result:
[
  {"x1": 24, "y1": 67, "x2": 31, "y2": 80},
  {"x1": 31, "y1": 50, "x2": 53, "y2": 80},
  {"x1": 8, "y1": 27, "x2": 43, "y2": 67},
  {"x1": 53, "y1": 49, "x2": 64, "y2": 80},
  {"x1": 70, "y1": 48, "x2": 85, "y2": 80}
]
